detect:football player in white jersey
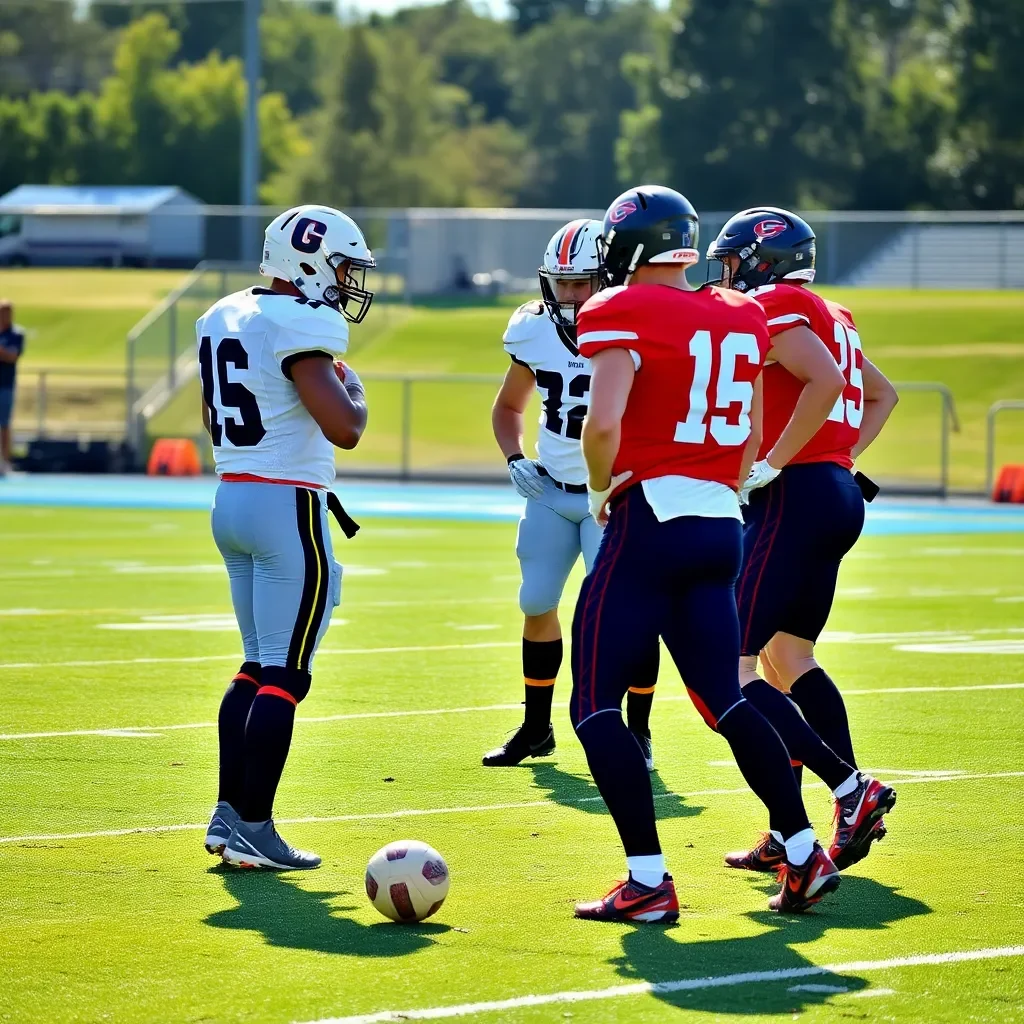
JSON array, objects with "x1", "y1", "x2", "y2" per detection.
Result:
[
  {"x1": 199, "y1": 204, "x2": 372, "y2": 870},
  {"x1": 483, "y1": 219, "x2": 659, "y2": 768}
]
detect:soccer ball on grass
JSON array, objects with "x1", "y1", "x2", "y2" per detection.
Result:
[{"x1": 365, "y1": 840, "x2": 450, "y2": 922}]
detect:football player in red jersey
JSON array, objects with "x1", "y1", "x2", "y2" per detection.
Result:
[
  {"x1": 708, "y1": 208, "x2": 900, "y2": 873},
  {"x1": 568, "y1": 186, "x2": 840, "y2": 923}
]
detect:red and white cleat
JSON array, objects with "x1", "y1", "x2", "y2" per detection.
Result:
[
  {"x1": 769, "y1": 843, "x2": 841, "y2": 913},
  {"x1": 574, "y1": 874, "x2": 679, "y2": 923},
  {"x1": 829, "y1": 774, "x2": 897, "y2": 870},
  {"x1": 724, "y1": 832, "x2": 787, "y2": 872}
]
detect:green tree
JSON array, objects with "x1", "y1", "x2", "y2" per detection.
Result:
[
  {"x1": 507, "y1": 3, "x2": 663, "y2": 207},
  {"x1": 947, "y1": 0, "x2": 1024, "y2": 207},
  {"x1": 270, "y1": 22, "x2": 525, "y2": 208}
]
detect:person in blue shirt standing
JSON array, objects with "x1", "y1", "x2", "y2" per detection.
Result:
[{"x1": 0, "y1": 300, "x2": 24, "y2": 475}]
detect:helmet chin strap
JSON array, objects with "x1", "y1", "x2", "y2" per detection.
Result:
[{"x1": 622, "y1": 243, "x2": 645, "y2": 285}]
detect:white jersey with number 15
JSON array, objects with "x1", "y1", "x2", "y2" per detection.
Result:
[{"x1": 196, "y1": 287, "x2": 349, "y2": 489}]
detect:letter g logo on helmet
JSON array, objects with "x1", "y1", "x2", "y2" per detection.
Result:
[
  {"x1": 609, "y1": 200, "x2": 638, "y2": 224},
  {"x1": 291, "y1": 218, "x2": 328, "y2": 254}
]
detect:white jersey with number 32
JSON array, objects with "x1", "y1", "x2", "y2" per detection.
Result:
[
  {"x1": 196, "y1": 287, "x2": 349, "y2": 488},
  {"x1": 503, "y1": 301, "x2": 591, "y2": 486}
]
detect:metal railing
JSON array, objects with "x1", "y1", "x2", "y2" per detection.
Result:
[
  {"x1": 985, "y1": 400, "x2": 1024, "y2": 495},
  {"x1": 14, "y1": 368, "x2": 128, "y2": 441},
  {"x1": 124, "y1": 260, "x2": 407, "y2": 448},
  {"x1": 5, "y1": 203, "x2": 1024, "y2": 293},
  {"x1": 891, "y1": 382, "x2": 961, "y2": 496}
]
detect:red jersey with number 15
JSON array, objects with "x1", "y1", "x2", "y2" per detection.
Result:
[
  {"x1": 577, "y1": 284, "x2": 771, "y2": 492},
  {"x1": 753, "y1": 283, "x2": 864, "y2": 469}
]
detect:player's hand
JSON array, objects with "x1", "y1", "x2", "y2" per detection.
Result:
[
  {"x1": 589, "y1": 470, "x2": 633, "y2": 525},
  {"x1": 739, "y1": 460, "x2": 781, "y2": 504},
  {"x1": 507, "y1": 454, "x2": 546, "y2": 500},
  {"x1": 335, "y1": 361, "x2": 366, "y2": 402}
]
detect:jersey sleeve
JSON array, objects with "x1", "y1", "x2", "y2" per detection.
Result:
[
  {"x1": 577, "y1": 288, "x2": 643, "y2": 368},
  {"x1": 265, "y1": 300, "x2": 350, "y2": 375},
  {"x1": 751, "y1": 284, "x2": 817, "y2": 339},
  {"x1": 502, "y1": 301, "x2": 545, "y2": 368}
]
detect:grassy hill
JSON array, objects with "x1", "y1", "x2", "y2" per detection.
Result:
[{"x1": 1, "y1": 267, "x2": 1021, "y2": 490}]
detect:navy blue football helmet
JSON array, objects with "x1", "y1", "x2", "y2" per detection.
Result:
[
  {"x1": 707, "y1": 207, "x2": 816, "y2": 293},
  {"x1": 598, "y1": 185, "x2": 700, "y2": 288}
]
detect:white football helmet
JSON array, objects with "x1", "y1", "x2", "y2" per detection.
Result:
[
  {"x1": 260, "y1": 204, "x2": 375, "y2": 323},
  {"x1": 538, "y1": 218, "x2": 602, "y2": 329}
]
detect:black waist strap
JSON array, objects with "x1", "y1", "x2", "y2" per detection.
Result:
[
  {"x1": 537, "y1": 466, "x2": 588, "y2": 494},
  {"x1": 326, "y1": 492, "x2": 360, "y2": 538}
]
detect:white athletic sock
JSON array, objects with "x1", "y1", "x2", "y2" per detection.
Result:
[
  {"x1": 784, "y1": 827, "x2": 816, "y2": 867},
  {"x1": 627, "y1": 854, "x2": 667, "y2": 888},
  {"x1": 769, "y1": 830, "x2": 784, "y2": 844},
  {"x1": 833, "y1": 770, "x2": 861, "y2": 800}
]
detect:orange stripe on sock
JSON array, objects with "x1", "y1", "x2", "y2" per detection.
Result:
[
  {"x1": 257, "y1": 685, "x2": 297, "y2": 706},
  {"x1": 628, "y1": 685, "x2": 657, "y2": 695},
  {"x1": 233, "y1": 672, "x2": 259, "y2": 686},
  {"x1": 524, "y1": 677, "x2": 556, "y2": 688}
]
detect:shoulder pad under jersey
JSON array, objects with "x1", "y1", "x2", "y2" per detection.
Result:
[
  {"x1": 257, "y1": 293, "x2": 349, "y2": 348},
  {"x1": 503, "y1": 300, "x2": 548, "y2": 352}
]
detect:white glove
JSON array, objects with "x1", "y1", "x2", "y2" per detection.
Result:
[
  {"x1": 739, "y1": 459, "x2": 781, "y2": 504},
  {"x1": 507, "y1": 455, "x2": 546, "y2": 500},
  {"x1": 588, "y1": 470, "x2": 633, "y2": 525}
]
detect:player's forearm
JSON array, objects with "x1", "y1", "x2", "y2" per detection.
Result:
[
  {"x1": 0, "y1": 348, "x2": 18, "y2": 363},
  {"x1": 330, "y1": 390, "x2": 367, "y2": 450},
  {"x1": 582, "y1": 418, "x2": 619, "y2": 489},
  {"x1": 492, "y1": 403, "x2": 525, "y2": 460},
  {"x1": 852, "y1": 361, "x2": 898, "y2": 459},
  {"x1": 767, "y1": 380, "x2": 843, "y2": 468},
  {"x1": 739, "y1": 426, "x2": 761, "y2": 488},
  {"x1": 852, "y1": 391, "x2": 898, "y2": 458}
]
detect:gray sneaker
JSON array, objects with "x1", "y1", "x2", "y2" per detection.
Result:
[
  {"x1": 222, "y1": 820, "x2": 321, "y2": 870},
  {"x1": 205, "y1": 801, "x2": 240, "y2": 855}
]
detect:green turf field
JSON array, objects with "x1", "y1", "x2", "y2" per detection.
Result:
[
  {"x1": 1, "y1": 268, "x2": 1022, "y2": 487},
  {"x1": 1, "y1": 505, "x2": 1022, "y2": 1024}
]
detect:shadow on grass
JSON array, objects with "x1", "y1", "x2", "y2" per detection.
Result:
[
  {"x1": 204, "y1": 865, "x2": 449, "y2": 957},
  {"x1": 529, "y1": 762, "x2": 704, "y2": 821},
  {"x1": 611, "y1": 875, "x2": 931, "y2": 1015}
]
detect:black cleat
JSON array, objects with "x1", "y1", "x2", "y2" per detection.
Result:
[{"x1": 482, "y1": 723, "x2": 555, "y2": 766}]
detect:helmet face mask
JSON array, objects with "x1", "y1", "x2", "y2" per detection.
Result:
[
  {"x1": 261, "y1": 205, "x2": 376, "y2": 324},
  {"x1": 707, "y1": 207, "x2": 816, "y2": 293},
  {"x1": 325, "y1": 253, "x2": 374, "y2": 324},
  {"x1": 539, "y1": 219, "x2": 602, "y2": 331}
]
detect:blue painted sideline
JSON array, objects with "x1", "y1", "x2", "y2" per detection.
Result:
[{"x1": 1, "y1": 474, "x2": 1023, "y2": 536}]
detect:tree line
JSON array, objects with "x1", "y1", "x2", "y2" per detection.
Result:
[{"x1": 0, "y1": 0, "x2": 1020, "y2": 211}]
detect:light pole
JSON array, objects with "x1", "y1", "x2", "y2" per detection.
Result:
[{"x1": 240, "y1": 0, "x2": 262, "y2": 265}]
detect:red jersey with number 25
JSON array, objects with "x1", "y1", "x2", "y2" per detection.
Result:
[
  {"x1": 753, "y1": 283, "x2": 863, "y2": 469},
  {"x1": 577, "y1": 284, "x2": 771, "y2": 492}
]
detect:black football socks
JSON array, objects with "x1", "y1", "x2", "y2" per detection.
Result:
[
  {"x1": 241, "y1": 670, "x2": 304, "y2": 822},
  {"x1": 742, "y1": 678, "x2": 854, "y2": 792},
  {"x1": 790, "y1": 666, "x2": 858, "y2": 769},
  {"x1": 523, "y1": 637, "x2": 562, "y2": 738},
  {"x1": 217, "y1": 661, "x2": 261, "y2": 807}
]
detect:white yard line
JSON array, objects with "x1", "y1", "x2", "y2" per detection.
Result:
[
  {"x1": 0, "y1": 641, "x2": 519, "y2": 672},
  {"x1": 2, "y1": 682, "x2": 1020, "y2": 742},
  {"x1": 1, "y1": 771, "x2": 1020, "y2": 846},
  {"x1": 297, "y1": 946, "x2": 1024, "y2": 1024}
]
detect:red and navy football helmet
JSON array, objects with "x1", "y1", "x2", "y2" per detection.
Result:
[
  {"x1": 707, "y1": 207, "x2": 816, "y2": 293},
  {"x1": 598, "y1": 185, "x2": 700, "y2": 288}
]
